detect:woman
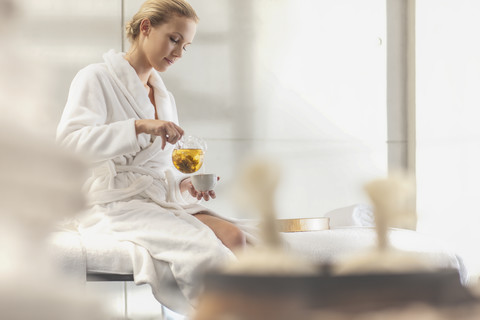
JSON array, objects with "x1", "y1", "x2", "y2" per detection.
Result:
[{"x1": 57, "y1": 0, "x2": 247, "y2": 314}]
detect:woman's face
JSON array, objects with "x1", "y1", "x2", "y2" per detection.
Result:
[{"x1": 142, "y1": 16, "x2": 197, "y2": 72}]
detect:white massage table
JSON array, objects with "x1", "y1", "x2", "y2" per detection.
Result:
[
  {"x1": 46, "y1": 225, "x2": 467, "y2": 320},
  {"x1": 49, "y1": 226, "x2": 467, "y2": 284}
]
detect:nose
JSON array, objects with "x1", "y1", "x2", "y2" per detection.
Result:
[{"x1": 173, "y1": 46, "x2": 183, "y2": 58}]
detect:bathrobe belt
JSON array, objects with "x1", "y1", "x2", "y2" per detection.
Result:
[{"x1": 88, "y1": 162, "x2": 167, "y2": 206}]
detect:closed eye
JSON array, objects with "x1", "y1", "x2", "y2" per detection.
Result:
[{"x1": 170, "y1": 37, "x2": 188, "y2": 52}]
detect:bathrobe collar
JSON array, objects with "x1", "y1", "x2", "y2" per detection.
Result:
[{"x1": 102, "y1": 49, "x2": 172, "y2": 121}]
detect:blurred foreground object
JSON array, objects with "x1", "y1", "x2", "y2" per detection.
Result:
[
  {"x1": 194, "y1": 168, "x2": 479, "y2": 320},
  {"x1": 0, "y1": 1, "x2": 106, "y2": 318},
  {"x1": 0, "y1": 123, "x2": 85, "y2": 234},
  {"x1": 335, "y1": 172, "x2": 430, "y2": 274},
  {"x1": 194, "y1": 270, "x2": 477, "y2": 320},
  {"x1": 195, "y1": 157, "x2": 318, "y2": 320},
  {"x1": 0, "y1": 122, "x2": 106, "y2": 320},
  {"x1": 307, "y1": 302, "x2": 480, "y2": 320},
  {"x1": 223, "y1": 156, "x2": 317, "y2": 275}
]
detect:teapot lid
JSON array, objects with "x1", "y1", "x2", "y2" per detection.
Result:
[{"x1": 175, "y1": 135, "x2": 207, "y2": 151}]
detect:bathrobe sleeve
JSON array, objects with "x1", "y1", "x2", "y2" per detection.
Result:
[{"x1": 56, "y1": 65, "x2": 140, "y2": 163}]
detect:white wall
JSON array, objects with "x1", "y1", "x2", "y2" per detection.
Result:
[
  {"x1": 14, "y1": 0, "x2": 122, "y2": 137},
  {"x1": 130, "y1": 0, "x2": 389, "y2": 219}
]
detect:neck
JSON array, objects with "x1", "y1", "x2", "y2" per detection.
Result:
[{"x1": 124, "y1": 47, "x2": 152, "y2": 87}]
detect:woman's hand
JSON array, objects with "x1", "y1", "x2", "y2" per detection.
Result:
[
  {"x1": 180, "y1": 177, "x2": 220, "y2": 201},
  {"x1": 135, "y1": 119, "x2": 184, "y2": 149}
]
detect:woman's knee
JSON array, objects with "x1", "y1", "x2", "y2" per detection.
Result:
[
  {"x1": 194, "y1": 213, "x2": 246, "y2": 251},
  {"x1": 222, "y1": 224, "x2": 246, "y2": 250}
]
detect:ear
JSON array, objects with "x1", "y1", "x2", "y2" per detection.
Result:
[{"x1": 140, "y1": 18, "x2": 151, "y2": 35}]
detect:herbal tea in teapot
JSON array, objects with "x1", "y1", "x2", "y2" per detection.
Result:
[{"x1": 172, "y1": 136, "x2": 207, "y2": 174}]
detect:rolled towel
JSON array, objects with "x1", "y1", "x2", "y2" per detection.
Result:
[
  {"x1": 324, "y1": 204, "x2": 374, "y2": 228},
  {"x1": 352, "y1": 204, "x2": 375, "y2": 227}
]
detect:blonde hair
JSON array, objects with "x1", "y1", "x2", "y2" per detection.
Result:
[{"x1": 125, "y1": 0, "x2": 199, "y2": 43}]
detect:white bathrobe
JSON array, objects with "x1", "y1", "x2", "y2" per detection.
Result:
[{"x1": 57, "y1": 50, "x2": 236, "y2": 314}]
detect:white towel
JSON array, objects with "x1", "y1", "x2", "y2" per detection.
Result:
[
  {"x1": 324, "y1": 204, "x2": 375, "y2": 227},
  {"x1": 46, "y1": 230, "x2": 87, "y2": 282}
]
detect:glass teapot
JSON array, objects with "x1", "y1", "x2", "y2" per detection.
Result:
[{"x1": 172, "y1": 135, "x2": 207, "y2": 174}]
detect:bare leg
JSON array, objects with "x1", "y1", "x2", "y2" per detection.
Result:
[{"x1": 194, "y1": 213, "x2": 246, "y2": 251}]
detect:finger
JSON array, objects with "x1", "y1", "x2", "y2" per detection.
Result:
[
  {"x1": 208, "y1": 190, "x2": 216, "y2": 199},
  {"x1": 202, "y1": 192, "x2": 210, "y2": 201},
  {"x1": 169, "y1": 134, "x2": 181, "y2": 145},
  {"x1": 165, "y1": 133, "x2": 175, "y2": 146},
  {"x1": 189, "y1": 185, "x2": 198, "y2": 198},
  {"x1": 161, "y1": 135, "x2": 167, "y2": 150},
  {"x1": 173, "y1": 123, "x2": 185, "y2": 137},
  {"x1": 167, "y1": 123, "x2": 183, "y2": 138},
  {"x1": 165, "y1": 130, "x2": 181, "y2": 145},
  {"x1": 190, "y1": 188, "x2": 198, "y2": 198},
  {"x1": 157, "y1": 126, "x2": 167, "y2": 150}
]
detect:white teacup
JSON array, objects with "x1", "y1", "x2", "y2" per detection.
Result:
[{"x1": 191, "y1": 173, "x2": 217, "y2": 192}]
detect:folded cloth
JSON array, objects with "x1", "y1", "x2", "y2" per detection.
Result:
[{"x1": 324, "y1": 204, "x2": 375, "y2": 228}]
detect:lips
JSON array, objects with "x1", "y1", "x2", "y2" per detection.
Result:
[{"x1": 165, "y1": 58, "x2": 174, "y2": 65}]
